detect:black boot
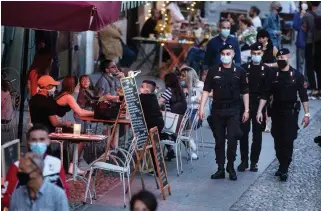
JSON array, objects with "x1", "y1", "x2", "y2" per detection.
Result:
[
  {"x1": 226, "y1": 163, "x2": 237, "y2": 181},
  {"x1": 279, "y1": 173, "x2": 288, "y2": 182},
  {"x1": 249, "y1": 163, "x2": 258, "y2": 172},
  {"x1": 237, "y1": 161, "x2": 249, "y2": 172},
  {"x1": 210, "y1": 165, "x2": 225, "y2": 179}
]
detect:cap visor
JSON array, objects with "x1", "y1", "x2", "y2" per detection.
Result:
[{"x1": 51, "y1": 81, "x2": 60, "y2": 86}]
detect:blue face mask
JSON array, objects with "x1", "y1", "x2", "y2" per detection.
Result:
[
  {"x1": 180, "y1": 81, "x2": 186, "y2": 87},
  {"x1": 29, "y1": 142, "x2": 48, "y2": 157},
  {"x1": 251, "y1": 55, "x2": 262, "y2": 63},
  {"x1": 221, "y1": 29, "x2": 230, "y2": 38},
  {"x1": 221, "y1": 55, "x2": 232, "y2": 64}
]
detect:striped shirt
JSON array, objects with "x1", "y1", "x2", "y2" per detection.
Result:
[
  {"x1": 10, "y1": 179, "x2": 69, "y2": 211},
  {"x1": 161, "y1": 88, "x2": 172, "y2": 112}
]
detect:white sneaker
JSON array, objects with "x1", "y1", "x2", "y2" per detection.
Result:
[
  {"x1": 189, "y1": 138, "x2": 197, "y2": 151},
  {"x1": 190, "y1": 152, "x2": 198, "y2": 160},
  {"x1": 68, "y1": 163, "x2": 85, "y2": 175}
]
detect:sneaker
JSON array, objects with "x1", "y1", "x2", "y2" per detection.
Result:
[
  {"x1": 68, "y1": 163, "x2": 86, "y2": 175},
  {"x1": 190, "y1": 152, "x2": 198, "y2": 160},
  {"x1": 189, "y1": 138, "x2": 197, "y2": 151}
]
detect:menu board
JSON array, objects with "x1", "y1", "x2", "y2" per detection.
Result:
[
  {"x1": 1, "y1": 139, "x2": 20, "y2": 179},
  {"x1": 150, "y1": 127, "x2": 171, "y2": 199},
  {"x1": 121, "y1": 77, "x2": 149, "y2": 150}
]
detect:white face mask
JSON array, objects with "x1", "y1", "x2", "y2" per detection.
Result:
[
  {"x1": 47, "y1": 86, "x2": 56, "y2": 96},
  {"x1": 301, "y1": 3, "x2": 308, "y2": 11}
]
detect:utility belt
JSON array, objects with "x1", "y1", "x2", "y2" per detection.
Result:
[
  {"x1": 272, "y1": 101, "x2": 300, "y2": 113},
  {"x1": 212, "y1": 100, "x2": 240, "y2": 109}
]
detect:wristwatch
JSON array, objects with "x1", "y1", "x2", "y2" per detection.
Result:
[{"x1": 304, "y1": 113, "x2": 310, "y2": 117}]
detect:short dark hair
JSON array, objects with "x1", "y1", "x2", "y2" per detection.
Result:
[
  {"x1": 251, "y1": 6, "x2": 260, "y2": 16},
  {"x1": 142, "y1": 80, "x2": 156, "y2": 93},
  {"x1": 311, "y1": 1, "x2": 320, "y2": 7},
  {"x1": 1, "y1": 80, "x2": 11, "y2": 92},
  {"x1": 100, "y1": 59, "x2": 113, "y2": 72},
  {"x1": 130, "y1": 190, "x2": 157, "y2": 211},
  {"x1": 26, "y1": 124, "x2": 49, "y2": 140}
]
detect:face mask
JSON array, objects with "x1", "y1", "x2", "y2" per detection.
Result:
[
  {"x1": 29, "y1": 142, "x2": 48, "y2": 157},
  {"x1": 276, "y1": 7, "x2": 282, "y2": 13},
  {"x1": 47, "y1": 86, "x2": 56, "y2": 96},
  {"x1": 249, "y1": 13, "x2": 254, "y2": 18},
  {"x1": 251, "y1": 55, "x2": 262, "y2": 63},
  {"x1": 277, "y1": 59, "x2": 288, "y2": 69},
  {"x1": 17, "y1": 172, "x2": 31, "y2": 186},
  {"x1": 301, "y1": 3, "x2": 308, "y2": 11},
  {"x1": 180, "y1": 81, "x2": 186, "y2": 87},
  {"x1": 220, "y1": 29, "x2": 230, "y2": 38},
  {"x1": 221, "y1": 55, "x2": 232, "y2": 64}
]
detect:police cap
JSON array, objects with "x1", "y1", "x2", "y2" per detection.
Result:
[
  {"x1": 276, "y1": 48, "x2": 290, "y2": 56},
  {"x1": 220, "y1": 44, "x2": 234, "y2": 52},
  {"x1": 250, "y1": 43, "x2": 263, "y2": 51}
]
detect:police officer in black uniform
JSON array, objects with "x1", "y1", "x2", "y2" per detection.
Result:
[
  {"x1": 238, "y1": 43, "x2": 271, "y2": 172},
  {"x1": 199, "y1": 44, "x2": 250, "y2": 181},
  {"x1": 257, "y1": 48, "x2": 310, "y2": 182}
]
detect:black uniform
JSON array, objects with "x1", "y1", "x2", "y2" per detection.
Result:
[
  {"x1": 204, "y1": 62, "x2": 249, "y2": 180},
  {"x1": 239, "y1": 62, "x2": 271, "y2": 169},
  {"x1": 262, "y1": 66, "x2": 308, "y2": 176}
]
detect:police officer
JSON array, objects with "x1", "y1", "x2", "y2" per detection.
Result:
[
  {"x1": 257, "y1": 48, "x2": 310, "y2": 182},
  {"x1": 238, "y1": 43, "x2": 271, "y2": 172},
  {"x1": 199, "y1": 44, "x2": 250, "y2": 181}
]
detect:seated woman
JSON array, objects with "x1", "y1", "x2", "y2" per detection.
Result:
[
  {"x1": 55, "y1": 75, "x2": 94, "y2": 175},
  {"x1": 1, "y1": 80, "x2": 13, "y2": 125},
  {"x1": 180, "y1": 67, "x2": 204, "y2": 160},
  {"x1": 74, "y1": 75, "x2": 99, "y2": 128},
  {"x1": 158, "y1": 72, "x2": 187, "y2": 161}
]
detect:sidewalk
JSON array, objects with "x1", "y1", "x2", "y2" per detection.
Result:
[{"x1": 75, "y1": 100, "x2": 321, "y2": 211}]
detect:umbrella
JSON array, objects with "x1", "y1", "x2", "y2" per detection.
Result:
[{"x1": 1, "y1": 1, "x2": 122, "y2": 32}]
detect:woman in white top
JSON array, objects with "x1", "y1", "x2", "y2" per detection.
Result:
[{"x1": 180, "y1": 67, "x2": 204, "y2": 160}]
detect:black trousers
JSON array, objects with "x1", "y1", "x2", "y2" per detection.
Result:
[
  {"x1": 239, "y1": 103, "x2": 266, "y2": 164},
  {"x1": 305, "y1": 41, "x2": 321, "y2": 90},
  {"x1": 271, "y1": 109, "x2": 299, "y2": 173},
  {"x1": 211, "y1": 107, "x2": 242, "y2": 165}
]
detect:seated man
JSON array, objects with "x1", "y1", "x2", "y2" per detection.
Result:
[
  {"x1": 29, "y1": 75, "x2": 72, "y2": 133},
  {"x1": 9, "y1": 152, "x2": 69, "y2": 211},
  {"x1": 139, "y1": 80, "x2": 164, "y2": 132},
  {"x1": 1, "y1": 125, "x2": 69, "y2": 209},
  {"x1": 95, "y1": 59, "x2": 125, "y2": 100},
  {"x1": 139, "y1": 80, "x2": 164, "y2": 175}
]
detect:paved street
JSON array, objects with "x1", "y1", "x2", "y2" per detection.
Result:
[{"x1": 73, "y1": 75, "x2": 321, "y2": 211}]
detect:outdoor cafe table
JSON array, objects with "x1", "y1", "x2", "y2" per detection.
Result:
[
  {"x1": 48, "y1": 133, "x2": 107, "y2": 180},
  {"x1": 79, "y1": 117, "x2": 131, "y2": 149}
]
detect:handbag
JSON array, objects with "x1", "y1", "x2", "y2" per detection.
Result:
[
  {"x1": 94, "y1": 101, "x2": 121, "y2": 120},
  {"x1": 162, "y1": 110, "x2": 183, "y2": 134}
]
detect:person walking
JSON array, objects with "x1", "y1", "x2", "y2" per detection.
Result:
[
  {"x1": 257, "y1": 48, "x2": 310, "y2": 182},
  {"x1": 199, "y1": 44, "x2": 250, "y2": 181},
  {"x1": 263, "y1": 1, "x2": 282, "y2": 49},
  {"x1": 238, "y1": 43, "x2": 271, "y2": 172}
]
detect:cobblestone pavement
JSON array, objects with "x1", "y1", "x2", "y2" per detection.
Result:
[{"x1": 230, "y1": 110, "x2": 321, "y2": 211}]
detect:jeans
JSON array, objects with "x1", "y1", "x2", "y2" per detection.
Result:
[{"x1": 296, "y1": 47, "x2": 305, "y2": 78}]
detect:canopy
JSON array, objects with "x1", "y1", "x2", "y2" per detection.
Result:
[
  {"x1": 121, "y1": 1, "x2": 150, "y2": 12},
  {"x1": 1, "y1": 1, "x2": 122, "y2": 32}
]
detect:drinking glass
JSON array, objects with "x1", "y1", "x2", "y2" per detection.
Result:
[
  {"x1": 55, "y1": 127, "x2": 62, "y2": 134},
  {"x1": 86, "y1": 128, "x2": 93, "y2": 136}
]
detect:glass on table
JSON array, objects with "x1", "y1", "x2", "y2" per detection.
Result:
[
  {"x1": 86, "y1": 128, "x2": 93, "y2": 136},
  {"x1": 55, "y1": 127, "x2": 62, "y2": 134}
]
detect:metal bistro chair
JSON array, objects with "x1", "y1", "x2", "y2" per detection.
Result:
[
  {"x1": 84, "y1": 138, "x2": 137, "y2": 208},
  {"x1": 160, "y1": 108, "x2": 192, "y2": 176},
  {"x1": 1, "y1": 91, "x2": 21, "y2": 140},
  {"x1": 180, "y1": 107, "x2": 200, "y2": 168}
]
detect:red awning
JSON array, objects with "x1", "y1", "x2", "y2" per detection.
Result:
[{"x1": 1, "y1": 1, "x2": 122, "y2": 32}]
